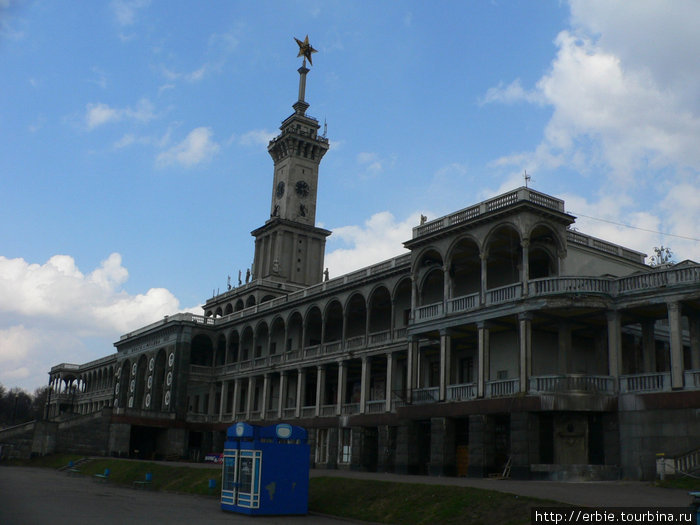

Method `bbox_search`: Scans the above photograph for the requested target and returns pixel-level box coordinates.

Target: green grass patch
[7,453,83,469]
[656,477,700,491]
[309,477,559,525]
[76,458,222,496]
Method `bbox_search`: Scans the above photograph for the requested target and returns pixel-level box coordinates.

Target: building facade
[41,57,700,481]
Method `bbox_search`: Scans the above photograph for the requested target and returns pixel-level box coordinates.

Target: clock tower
[251,36,331,287]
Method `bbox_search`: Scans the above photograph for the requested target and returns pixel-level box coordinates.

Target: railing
[416,302,443,320]
[286,350,301,361]
[413,188,565,238]
[282,407,296,419]
[320,405,337,417]
[528,277,612,295]
[189,365,215,380]
[366,400,386,414]
[412,387,439,404]
[323,342,342,354]
[269,354,282,365]
[530,375,616,394]
[341,403,360,415]
[486,283,522,305]
[346,335,365,349]
[301,406,316,418]
[486,378,519,397]
[369,331,390,345]
[446,383,476,401]
[674,448,700,474]
[304,345,320,358]
[620,372,671,393]
[394,328,407,339]
[684,370,700,389]
[447,293,478,314]
[254,357,267,368]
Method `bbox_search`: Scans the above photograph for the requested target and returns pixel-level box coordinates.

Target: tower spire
[293,35,316,115]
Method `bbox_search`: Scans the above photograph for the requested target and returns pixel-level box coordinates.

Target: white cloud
[0,253,183,391]
[325,211,421,277]
[357,151,383,175]
[111,0,150,26]
[480,1,700,263]
[156,126,220,167]
[239,129,276,147]
[85,98,155,130]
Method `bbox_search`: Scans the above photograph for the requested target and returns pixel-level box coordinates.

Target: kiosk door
[236,450,262,508]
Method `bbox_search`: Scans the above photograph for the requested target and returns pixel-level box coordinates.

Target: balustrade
[529,375,615,394]
[412,387,439,404]
[485,378,519,397]
[446,383,476,401]
[620,372,671,393]
[365,400,386,414]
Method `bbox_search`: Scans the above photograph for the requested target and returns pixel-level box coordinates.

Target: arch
[448,236,481,297]
[133,354,148,410]
[240,326,254,361]
[269,316,286,355]
[224,303,233,315]
[323,299,343,343]
[261,294,275,303]
[254,321,269,358]
[392,277,412,330]
[245,295,256,308]
[304,306,322,347]
[214,306,223,318]
[412,247,445,274]
[368,285,392,333]
[190,334,214,366]
[420,267,444,305]
[205,310,213,317]
[215,334,226,366]
[484,223,522,289]
[234,299,244,312]
[287,311,304,351]
[345,293,367,339]
[528,223,561,279]
[528,222,564,253]
[117,362,130,408]
[227,330,240,363]
[152,349,167,412]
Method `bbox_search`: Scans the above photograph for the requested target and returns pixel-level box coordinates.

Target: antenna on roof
[523,169,532,188]
[323,118,327,137]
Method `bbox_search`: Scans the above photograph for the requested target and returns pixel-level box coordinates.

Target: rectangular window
[497,370,508,380]
[339,428,352,464]
[316,428,329,464]
[269,342,277,355]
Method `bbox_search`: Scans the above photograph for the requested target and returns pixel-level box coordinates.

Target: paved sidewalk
[0,466,347,525]
[311,469,692,508]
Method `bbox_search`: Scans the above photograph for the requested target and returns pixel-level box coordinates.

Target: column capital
[520,238,530,248]
[667,301,681,313]
[606,310,620,321]
[518,312,533,322]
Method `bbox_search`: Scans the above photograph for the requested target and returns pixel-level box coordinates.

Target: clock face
[295,180,310,197]
[276,181,285,198]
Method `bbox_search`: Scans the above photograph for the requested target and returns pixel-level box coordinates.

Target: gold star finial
[294,35,317,66]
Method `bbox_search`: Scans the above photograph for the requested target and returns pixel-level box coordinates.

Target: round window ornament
[130,379,135,392]
[147,376,153,389]
[168,353,175,367]
[131,363,137,376]
[128,396,134,408]
[145,393,151,408]
[166,371,173,386]
[164,391,171,406]
[149,358,154,371]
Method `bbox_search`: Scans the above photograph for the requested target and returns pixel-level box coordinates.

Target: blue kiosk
[221,422,309,515]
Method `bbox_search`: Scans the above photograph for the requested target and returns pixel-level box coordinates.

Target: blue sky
[1,0,699,391]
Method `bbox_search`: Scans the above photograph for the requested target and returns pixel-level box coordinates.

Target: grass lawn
[10,455,561,524]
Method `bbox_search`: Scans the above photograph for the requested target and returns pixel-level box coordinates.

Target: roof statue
[294,35,317,66]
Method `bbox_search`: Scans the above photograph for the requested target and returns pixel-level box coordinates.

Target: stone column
[315,365,325,416]
[218,381,228,422]
[277,372,286,418]
[336,360,346,415]
[208,383,216,415]
[439,329,451,401]
[443,264,451,302]
[295,368,305,418]
[245,376,255,419]
[407,337,419,403]
[521,239,530,296]
[385,352,394,412]
[667,302,684,389]
[480,252,488,305]
[519,313,532,393]
[607,311,622,379]
[232,379,241,420]
[642,320,657,373]
[429,417,456,476]
[477,322,490,398]
[260,373,270,419]
[360,356,370,414]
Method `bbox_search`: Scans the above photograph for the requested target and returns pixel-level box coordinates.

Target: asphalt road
[0,466,346,525]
